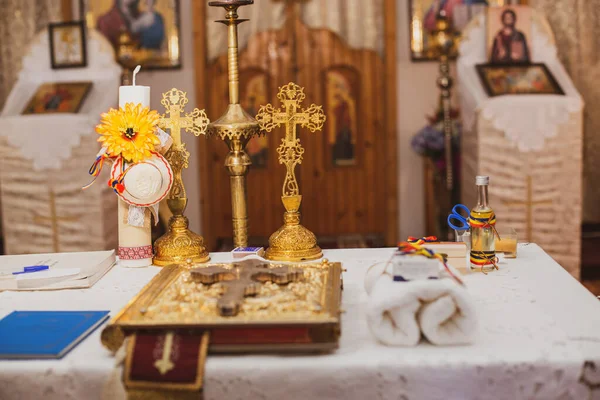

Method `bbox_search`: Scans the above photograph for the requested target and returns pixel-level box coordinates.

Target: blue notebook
[0,311,110,359]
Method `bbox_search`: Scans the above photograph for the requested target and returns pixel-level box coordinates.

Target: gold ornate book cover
[102,259,342,353]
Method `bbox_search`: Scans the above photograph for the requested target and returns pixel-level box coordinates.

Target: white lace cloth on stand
[0,30,121,170]
[1,246,600,400]
[457,13,583,152]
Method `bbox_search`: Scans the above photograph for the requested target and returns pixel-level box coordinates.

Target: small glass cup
[454,229,467,243]
[454,229,471,250]
[495,227,518,258]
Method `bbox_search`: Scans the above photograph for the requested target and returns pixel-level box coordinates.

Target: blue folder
[0,310,110,359]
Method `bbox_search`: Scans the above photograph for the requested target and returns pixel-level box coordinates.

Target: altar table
[1,246,600,400]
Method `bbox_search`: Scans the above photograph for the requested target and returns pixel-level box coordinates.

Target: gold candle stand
[153,89,211,266]
[117,29,136,85]
[256,83,326,261]
[433,12,456,191]
[208,0,261,248]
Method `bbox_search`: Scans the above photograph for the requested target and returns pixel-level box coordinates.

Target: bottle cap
[476,175,489,185]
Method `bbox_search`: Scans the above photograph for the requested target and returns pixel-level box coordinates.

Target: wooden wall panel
[61,0,73,21]
[193,1,398,249]
[383,0,399,245]
[294,21,386,237]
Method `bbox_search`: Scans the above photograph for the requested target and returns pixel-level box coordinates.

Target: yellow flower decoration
[96,103,161,163]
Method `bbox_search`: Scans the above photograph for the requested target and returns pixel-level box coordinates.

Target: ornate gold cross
[191,259,303,316]
[256,83,326,198]
[159,88,210,146]
[158,89,210,199]
[503,176,553,242]
[256,83,325,261]
[33,189,78,252]
[153,88,211,266]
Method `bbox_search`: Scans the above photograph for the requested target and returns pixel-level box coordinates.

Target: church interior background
[5,0,600,398]
[0,0,599,289]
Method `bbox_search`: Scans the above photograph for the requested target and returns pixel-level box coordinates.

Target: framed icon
[48,21,88,69]
[487,6,532,64]
[22,82,93,115]
[476,63,564,97]
[81,0,182,69]
[409,0,487,61]
[324,66,360,167]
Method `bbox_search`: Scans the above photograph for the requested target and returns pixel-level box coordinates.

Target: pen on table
[3,266,50,276]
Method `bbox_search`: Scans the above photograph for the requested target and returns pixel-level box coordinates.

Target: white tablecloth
[1,246,600,400]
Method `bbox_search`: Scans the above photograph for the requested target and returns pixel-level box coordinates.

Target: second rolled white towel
[365,262,477,346]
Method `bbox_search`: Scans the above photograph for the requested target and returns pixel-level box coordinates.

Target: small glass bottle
[470,176,496,272]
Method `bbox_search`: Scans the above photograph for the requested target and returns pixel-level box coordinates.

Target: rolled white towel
[365,262,477,346]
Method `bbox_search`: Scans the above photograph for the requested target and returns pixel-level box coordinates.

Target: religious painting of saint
[476,63,564,97]
[325,67,359,167]
[423,0,488,31]
[409,0,488,61]
[48,21,87,69]
[80,0,181,69]
[487,6,532,64]
[22,82,93,115]
[240,69,270,167]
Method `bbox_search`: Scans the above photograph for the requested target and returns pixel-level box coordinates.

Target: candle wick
[133,65,141,86]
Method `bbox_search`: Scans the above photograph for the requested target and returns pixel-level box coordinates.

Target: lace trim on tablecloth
[479,97,577,152]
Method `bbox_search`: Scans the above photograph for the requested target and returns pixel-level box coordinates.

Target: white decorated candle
[119,66,150,108]
[117,65,153,268]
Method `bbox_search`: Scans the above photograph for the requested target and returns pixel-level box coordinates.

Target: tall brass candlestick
[257,83,326,261]
[208,0,261,248]
[153,88,211,266]
[433,12,456,191]
[117,29,136,85]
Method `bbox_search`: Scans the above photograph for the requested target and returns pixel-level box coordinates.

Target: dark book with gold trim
[101,259,342,353]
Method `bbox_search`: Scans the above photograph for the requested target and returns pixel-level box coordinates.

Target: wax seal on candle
[110,153,173,207]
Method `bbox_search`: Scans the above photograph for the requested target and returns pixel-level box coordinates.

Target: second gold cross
[257,83,326,261]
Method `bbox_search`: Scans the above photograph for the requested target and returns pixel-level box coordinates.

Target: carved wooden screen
[194,3,397,250]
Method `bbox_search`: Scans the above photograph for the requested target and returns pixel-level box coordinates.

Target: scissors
[447,204,470,231]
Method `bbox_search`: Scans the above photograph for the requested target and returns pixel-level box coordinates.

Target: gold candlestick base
[265,195,322,262]
[153,201,210,266]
